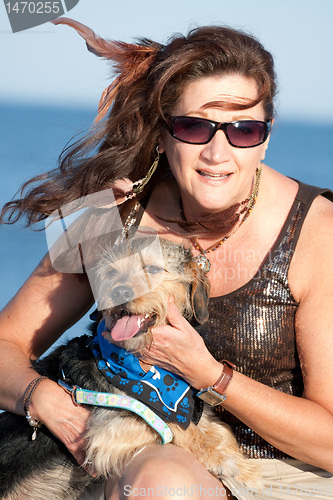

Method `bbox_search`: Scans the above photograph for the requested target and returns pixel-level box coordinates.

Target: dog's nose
[111,285,135,305]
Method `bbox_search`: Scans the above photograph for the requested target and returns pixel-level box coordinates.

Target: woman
[1,18,333,500]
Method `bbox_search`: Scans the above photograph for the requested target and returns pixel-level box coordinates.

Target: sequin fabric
[197,182,333,459]
[129,183,333,459]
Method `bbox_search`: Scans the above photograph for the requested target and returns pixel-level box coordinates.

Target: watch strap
[212,360,235,396]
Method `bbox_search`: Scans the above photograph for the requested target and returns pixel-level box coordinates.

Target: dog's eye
[106,269,118,280]
[145,265,164,274]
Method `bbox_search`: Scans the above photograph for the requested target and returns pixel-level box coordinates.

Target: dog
[0,235,259,500]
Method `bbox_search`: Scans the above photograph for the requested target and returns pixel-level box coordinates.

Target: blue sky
[0,0,332,122]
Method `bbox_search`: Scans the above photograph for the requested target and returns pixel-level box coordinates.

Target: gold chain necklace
[189,166,262,273]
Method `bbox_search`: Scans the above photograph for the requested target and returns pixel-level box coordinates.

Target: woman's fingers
[165,296,188,329]
[140,296,219,388]
[59,415,89,462]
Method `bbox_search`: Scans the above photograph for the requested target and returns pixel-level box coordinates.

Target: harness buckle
[58,373,79,406]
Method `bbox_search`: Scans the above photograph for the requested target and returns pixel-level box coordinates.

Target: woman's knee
[122,446,194,491]
[107,444,226,499]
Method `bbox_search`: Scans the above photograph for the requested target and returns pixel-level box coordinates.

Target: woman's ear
[157,138,165,154]
[158,129,170,154]
[261,118,274,161]
[261,136,270,161]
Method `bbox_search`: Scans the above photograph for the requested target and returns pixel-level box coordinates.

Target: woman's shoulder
[263,167,333,255]
[303,191,333,237]
[264,167,333,221]
[287,178,333,302]
[291,180,333,276]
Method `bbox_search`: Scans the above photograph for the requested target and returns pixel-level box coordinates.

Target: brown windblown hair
[1,18,277,226]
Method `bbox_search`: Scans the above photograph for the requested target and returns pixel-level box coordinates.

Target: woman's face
[158,73,271,220]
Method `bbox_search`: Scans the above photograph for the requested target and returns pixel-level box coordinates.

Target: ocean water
[0,103,332,346]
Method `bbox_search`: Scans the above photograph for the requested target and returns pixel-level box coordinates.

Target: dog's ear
[189,262,210,325]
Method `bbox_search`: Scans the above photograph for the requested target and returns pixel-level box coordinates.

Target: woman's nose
[200,130,232,164]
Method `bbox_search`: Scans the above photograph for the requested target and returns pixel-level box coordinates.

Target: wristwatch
[197,360,235,406]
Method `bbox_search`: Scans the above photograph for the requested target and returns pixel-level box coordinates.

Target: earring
[106,147,160,209]
[133,146,160,194]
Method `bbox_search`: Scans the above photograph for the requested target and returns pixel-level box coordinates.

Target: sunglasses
[169,116,272,148]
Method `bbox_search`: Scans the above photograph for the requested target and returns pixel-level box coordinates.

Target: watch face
[197,388,226,406]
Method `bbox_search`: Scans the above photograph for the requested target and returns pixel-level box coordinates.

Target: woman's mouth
[197,170,232,180]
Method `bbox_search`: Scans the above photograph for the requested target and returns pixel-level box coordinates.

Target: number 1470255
[5,2,61,14]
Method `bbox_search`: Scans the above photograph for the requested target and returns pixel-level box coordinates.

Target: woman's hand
[141,296,222,390]
[29,378,92,468]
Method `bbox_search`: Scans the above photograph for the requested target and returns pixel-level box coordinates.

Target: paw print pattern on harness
[132,382,144,395]
[163,374,179,392]
[149,391,159,403]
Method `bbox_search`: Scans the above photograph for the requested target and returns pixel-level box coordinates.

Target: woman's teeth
[198,171,230,179]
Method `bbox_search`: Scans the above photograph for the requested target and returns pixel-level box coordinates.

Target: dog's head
[90,236,210,352]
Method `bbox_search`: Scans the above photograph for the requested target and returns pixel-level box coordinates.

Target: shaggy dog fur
[0,237,259,500]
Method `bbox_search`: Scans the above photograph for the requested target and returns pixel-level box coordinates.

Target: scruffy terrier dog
[0,236,259,500]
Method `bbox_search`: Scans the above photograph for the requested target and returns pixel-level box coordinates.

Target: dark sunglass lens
[172,117,213,144]
[227,121,266,147]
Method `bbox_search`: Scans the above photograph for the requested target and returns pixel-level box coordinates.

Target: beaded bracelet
[22,376,47,440]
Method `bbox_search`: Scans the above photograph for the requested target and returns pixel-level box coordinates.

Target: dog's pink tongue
[111,315,143,341]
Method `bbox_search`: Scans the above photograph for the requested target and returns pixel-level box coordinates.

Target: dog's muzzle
[110,285,135,305]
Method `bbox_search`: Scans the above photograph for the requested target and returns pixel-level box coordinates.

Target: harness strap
[58,379,173,445]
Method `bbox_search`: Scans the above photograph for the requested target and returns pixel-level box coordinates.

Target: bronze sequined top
[196,181,333,459]
[134,181,333,459]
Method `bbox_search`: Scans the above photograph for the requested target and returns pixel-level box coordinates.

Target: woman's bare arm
[0,253,94,464]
